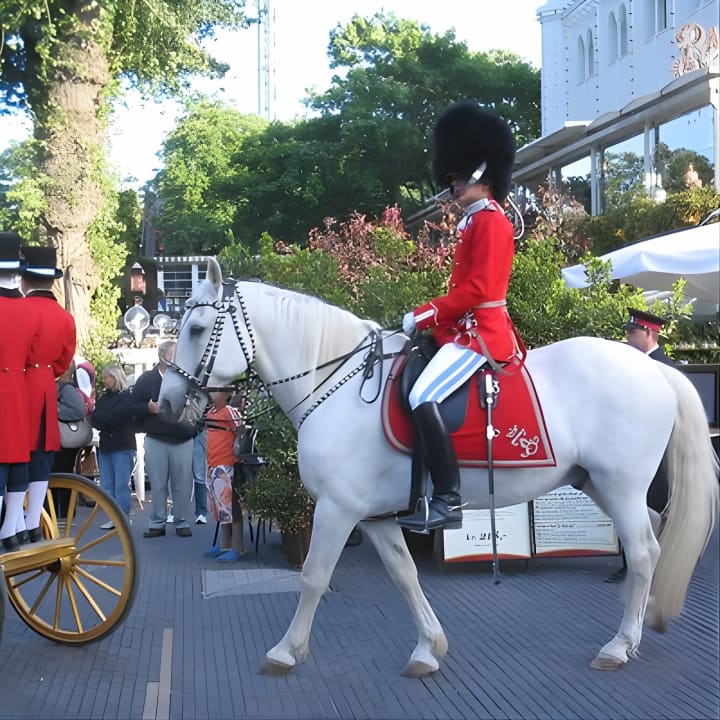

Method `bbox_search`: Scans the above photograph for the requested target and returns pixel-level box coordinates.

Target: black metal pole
[484,372,501,584]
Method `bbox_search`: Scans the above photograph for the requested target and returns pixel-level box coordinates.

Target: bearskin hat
[432,101,516,201]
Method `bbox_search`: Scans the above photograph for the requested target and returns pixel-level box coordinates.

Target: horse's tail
[649,364,719,631]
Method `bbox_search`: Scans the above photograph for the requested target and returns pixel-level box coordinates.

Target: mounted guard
[397,100,523,534]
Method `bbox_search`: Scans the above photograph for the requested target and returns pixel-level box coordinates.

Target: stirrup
[397,496,464,535]
[398,496,432,535]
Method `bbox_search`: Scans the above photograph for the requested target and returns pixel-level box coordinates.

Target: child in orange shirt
[201,391,246,562]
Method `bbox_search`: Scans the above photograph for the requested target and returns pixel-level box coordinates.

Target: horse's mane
[236,279,377,359]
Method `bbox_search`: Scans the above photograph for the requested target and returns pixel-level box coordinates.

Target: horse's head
[159,257,252,423]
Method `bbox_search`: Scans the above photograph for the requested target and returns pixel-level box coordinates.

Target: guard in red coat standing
[397,101,520,533]
[5,246,76,547]
[0,233,37,551]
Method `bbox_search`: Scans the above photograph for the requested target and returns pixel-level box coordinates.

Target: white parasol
[562,221,719,303]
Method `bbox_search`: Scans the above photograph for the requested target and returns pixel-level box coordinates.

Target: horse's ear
[207,257,223,291]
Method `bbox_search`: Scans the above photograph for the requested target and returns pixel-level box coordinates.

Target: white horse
[159,258,719,676]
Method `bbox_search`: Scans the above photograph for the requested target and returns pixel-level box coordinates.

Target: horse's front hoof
[401,660,438,678]
[590,654,626,671]
[260,659,295,676]
[262,646,296,675]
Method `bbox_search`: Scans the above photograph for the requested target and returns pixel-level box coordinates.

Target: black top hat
[21,245,63,279]
[624,308,667,333]
[432,101,517,201]
[0,232,28,272]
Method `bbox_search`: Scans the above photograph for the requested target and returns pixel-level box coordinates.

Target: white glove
[402,311,416,334]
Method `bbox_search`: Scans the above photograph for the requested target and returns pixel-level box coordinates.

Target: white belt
[474,300,506,309]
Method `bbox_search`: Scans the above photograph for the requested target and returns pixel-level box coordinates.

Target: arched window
[642,0,655,41]
[656,0,668,33]
[587,29,595,76]
[619,4,629,55]
[643,0,669,40]
[577,35,586,82]
[608,12,618,63]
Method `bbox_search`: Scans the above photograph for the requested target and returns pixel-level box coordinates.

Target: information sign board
[443,505,532,562]
[532,486,619,556]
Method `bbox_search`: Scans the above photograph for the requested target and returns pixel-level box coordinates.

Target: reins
[168,279,403,429]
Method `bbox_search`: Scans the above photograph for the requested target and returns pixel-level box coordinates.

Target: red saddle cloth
[381,356,556,468]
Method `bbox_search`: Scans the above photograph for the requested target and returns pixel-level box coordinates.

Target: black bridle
[166,279,401,428]
[166,279,254,394]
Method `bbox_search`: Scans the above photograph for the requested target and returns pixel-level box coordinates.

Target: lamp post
[129,262,147,296]
[123,299,151,348]
[152,312,173,338]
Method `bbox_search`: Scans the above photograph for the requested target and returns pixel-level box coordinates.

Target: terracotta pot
[281,525,312,569]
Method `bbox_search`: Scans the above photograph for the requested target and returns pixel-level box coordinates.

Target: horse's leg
[584,482,660,670]
[360,519,447,677]
[263,500,357,674]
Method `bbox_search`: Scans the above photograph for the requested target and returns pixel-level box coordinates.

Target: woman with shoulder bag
[47,362,92,521]
[92,365,152,528]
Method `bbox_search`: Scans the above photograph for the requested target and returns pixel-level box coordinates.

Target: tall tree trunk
[35,4,110,343]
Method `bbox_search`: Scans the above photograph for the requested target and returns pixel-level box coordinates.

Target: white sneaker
[100,520,115,530]
[195,514,207,525]
[166,514,174,523]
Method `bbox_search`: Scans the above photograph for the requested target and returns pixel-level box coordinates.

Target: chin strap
[466,161,487,189]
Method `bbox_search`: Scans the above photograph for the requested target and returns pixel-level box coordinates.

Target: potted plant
[239,408,314,569]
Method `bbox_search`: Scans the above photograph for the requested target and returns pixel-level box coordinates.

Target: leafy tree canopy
[156,98,266,254]
[0,1,248,116]
[151,12,541,253]
[0,0,250,341]
[309,13,540,204]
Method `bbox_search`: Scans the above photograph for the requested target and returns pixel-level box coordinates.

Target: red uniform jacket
[24,291,77,451]
[413,199,518,361]
[0,290,37,463]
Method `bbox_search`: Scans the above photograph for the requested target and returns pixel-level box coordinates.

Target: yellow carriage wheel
[3,473,137,644]
[0,563,5,642]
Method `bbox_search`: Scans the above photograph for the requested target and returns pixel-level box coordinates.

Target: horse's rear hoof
[590,655,626,671]
[260,660,294,676]
[401,660,437,678]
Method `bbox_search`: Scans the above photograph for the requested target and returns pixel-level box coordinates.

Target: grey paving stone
[0,500,718,720]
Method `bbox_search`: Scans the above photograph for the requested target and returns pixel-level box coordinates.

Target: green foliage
[219,207,453,327]
[674,318,720,363]
[311,13,540,207]
[654,144,714,195]
[229,116,360,246]
[583,186,719,254]
[239,409,314,533]
[602,150,646,210]
[150,12,541,254]
[509,237,663,348]
[157,100,266,253]
[219,233,350,308]
[0,139,48,237]
[0,0,250,341]
[86,188,130,347]
[0,1,249,114]
[116,189,142,257]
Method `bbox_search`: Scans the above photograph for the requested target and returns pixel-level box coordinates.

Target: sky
[2,0,544,188]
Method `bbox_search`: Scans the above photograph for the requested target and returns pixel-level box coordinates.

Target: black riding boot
[397,402,463,533]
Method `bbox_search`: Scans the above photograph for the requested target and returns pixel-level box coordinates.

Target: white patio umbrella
[561,222,719,303]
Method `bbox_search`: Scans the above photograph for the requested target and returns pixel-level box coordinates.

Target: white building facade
[515,0,719,214]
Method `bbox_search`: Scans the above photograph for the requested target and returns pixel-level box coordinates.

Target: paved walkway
[1,498,718,720]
